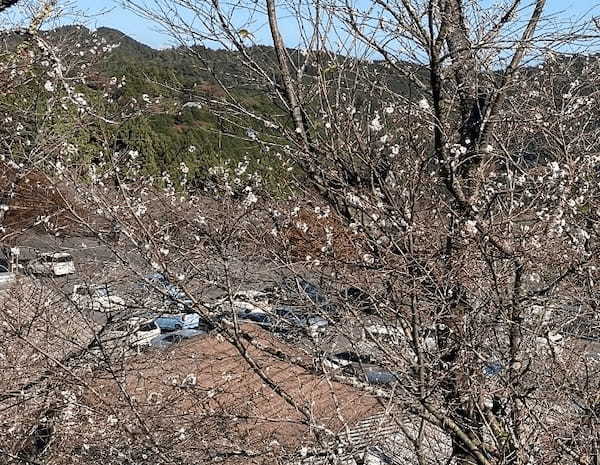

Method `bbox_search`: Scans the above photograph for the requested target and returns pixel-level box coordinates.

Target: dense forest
[26,25,302,194]
[18,25,422,196]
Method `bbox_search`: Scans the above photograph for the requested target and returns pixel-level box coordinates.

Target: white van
[111,317,160,347]
[27,252,75,276]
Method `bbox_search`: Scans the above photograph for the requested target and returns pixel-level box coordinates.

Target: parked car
[140,273,193,310]
[324,351,397,386]
[0,271,16,288]
[342,286,378,314]
[278,277,327,304]
[236,311,274,328]
[154,313,203,331]
[363,369,398,385]
[483,361,503,377]
[110,317,160,347]
[150,329,207,349]
[536,331,564,355]
[274,307,329,334]
[71,284,126,313]
[273,277,338,316]
[26,252,75,276]
[364,324,404,344]
[322,351,374,369]
[215,290,273,315]
[234,306,328,336]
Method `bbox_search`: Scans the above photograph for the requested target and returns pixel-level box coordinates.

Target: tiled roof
[84,326,381,463]
[300,412,451,465]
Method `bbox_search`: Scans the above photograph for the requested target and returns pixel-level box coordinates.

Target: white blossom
[481,144,494,154]
[244,189,258,206]
[369,114,383,132]
[296,222,308,233]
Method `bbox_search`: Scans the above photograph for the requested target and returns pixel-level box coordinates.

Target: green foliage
[113,108,289,195]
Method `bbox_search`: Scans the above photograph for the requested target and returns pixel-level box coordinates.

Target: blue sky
[73,0,600,50]
[76,1,171,48]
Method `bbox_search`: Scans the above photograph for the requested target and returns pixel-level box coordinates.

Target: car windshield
[365,370,397,385]
[292,279,322,301]
[300,281,320,300]
[308,316,327,325]
[246,313,270,323]
[138,322,157,332]
[53,255,73,263]
[335,352,373,364]
[95,287,109,297]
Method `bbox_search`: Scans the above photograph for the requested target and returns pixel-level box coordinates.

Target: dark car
[483,361,503,377]
[238,311,274,328]
[364,370,398,385]
[269,277,338,318]
[236,307,329,336]
[275,307,329,333]
[140,273,193,310]
[344,364,398,386]
[325,351,397,386]
[330,351,374,365]
[150,329,207,349]
[281,277,328,304]
[341,286,378,314]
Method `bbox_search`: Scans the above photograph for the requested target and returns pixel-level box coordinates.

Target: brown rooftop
[68,326,381,464]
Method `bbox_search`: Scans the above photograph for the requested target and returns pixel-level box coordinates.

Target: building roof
[300,411,451,465]
[69,326,381,464]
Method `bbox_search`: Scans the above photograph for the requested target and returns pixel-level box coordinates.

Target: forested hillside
[28,25,299,193]
[31,25,423,195]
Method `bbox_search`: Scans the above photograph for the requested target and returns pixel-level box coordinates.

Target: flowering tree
[0,2,158,462]
[3,0,600,464]
[116,0,600,464]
